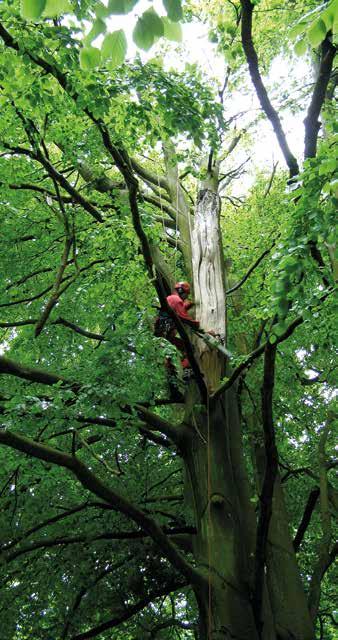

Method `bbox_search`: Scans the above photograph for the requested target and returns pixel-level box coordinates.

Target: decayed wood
[191,168,226,388]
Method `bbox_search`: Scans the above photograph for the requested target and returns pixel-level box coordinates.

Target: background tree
[0,1,336,639]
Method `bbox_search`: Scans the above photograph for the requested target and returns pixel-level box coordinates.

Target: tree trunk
[191,172,226,390]
[249,410,315,639]
[182,396,259,640]
[182,169,314,638]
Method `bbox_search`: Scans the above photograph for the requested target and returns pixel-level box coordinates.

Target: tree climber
[155,281,212,382]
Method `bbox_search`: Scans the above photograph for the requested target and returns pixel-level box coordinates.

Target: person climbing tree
[155,281,213,382]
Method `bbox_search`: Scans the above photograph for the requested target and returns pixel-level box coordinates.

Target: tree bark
[191,164,226,390]
[182,397,259,640]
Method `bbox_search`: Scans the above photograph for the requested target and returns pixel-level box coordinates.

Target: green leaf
[95,2,112,18]
[21,0,46,20]
[162,17,182,42]
[101,30,127,67]
[84,18,107,45]
[43,0,70,16]
[308,18,327,48]
[273,323,286,337]
[79,46,101,70]
[294,38,307,56]
[327,0,338,32]
[289,21,306,41]
[108,0,138,15]
[133,9,164,51]
[163,0,183,23]
[322,8,334,30]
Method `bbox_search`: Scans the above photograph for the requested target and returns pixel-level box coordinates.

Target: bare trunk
[191,168,226,390]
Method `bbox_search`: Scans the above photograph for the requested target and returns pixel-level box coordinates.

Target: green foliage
[79,44,101,69]
[20,0,46,20]
[163,0,183,23]
[290,0,338,55]
[101,30,127,67]
[133,8,164,51]
[0,1,337,638]
[162,16,183,42]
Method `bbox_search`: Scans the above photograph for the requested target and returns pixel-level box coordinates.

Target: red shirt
[166,294,199,328]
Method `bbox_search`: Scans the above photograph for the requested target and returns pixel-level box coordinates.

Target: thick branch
[0,429,202,587]
[4,526,196,563]
[293,488,320,552]
[0,355,69,386]
[0,21,206,401]
[143,192,179,221]
[304,36,336,159]
[252,342,278,635]
[240,0,299,177]
[135,404,186,445]
[131,157,169,192]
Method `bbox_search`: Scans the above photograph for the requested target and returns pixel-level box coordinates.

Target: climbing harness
[153,310,176,338]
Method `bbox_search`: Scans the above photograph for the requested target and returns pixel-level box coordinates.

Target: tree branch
[0,20,207,403]
[0,355,70,387]
[212,311,308,399]
[142,192,179,221]
[225,244,273,295]
[131,157,169,193]
[252,342,278,635]
[240,0,299,177]
[0,429,203,587]
[2,142,104,223]
[52,317,108,341]
[1,501,108,551]
[135,404,187,445]
[293,488,320,552]
[4,526,196,564]
[304,36,336,159]
[34,235,74,337]
[149,618,197,638]
[71,579,188,640]
[0,259,106,309]
[264,161,279,197]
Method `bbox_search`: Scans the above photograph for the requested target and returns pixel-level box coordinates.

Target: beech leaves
[20,0,184,71]
[290,0,338,56]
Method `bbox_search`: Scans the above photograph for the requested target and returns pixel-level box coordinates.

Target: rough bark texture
[182,397,259,640]
[251,424,315,640]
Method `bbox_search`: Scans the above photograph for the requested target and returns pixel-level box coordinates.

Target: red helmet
[174,281,190,294]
